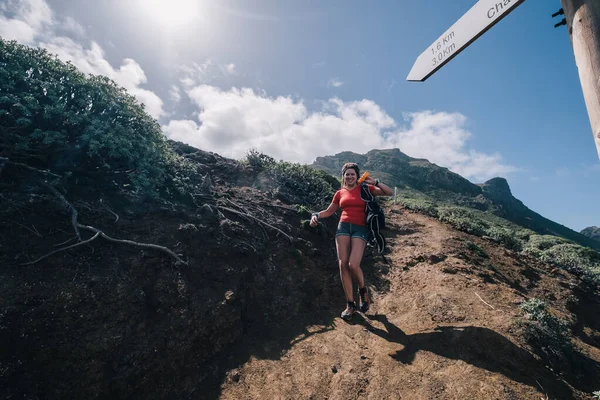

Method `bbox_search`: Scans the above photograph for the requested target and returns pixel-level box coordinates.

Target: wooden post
[394,187,397,204]
[560,0,600,159]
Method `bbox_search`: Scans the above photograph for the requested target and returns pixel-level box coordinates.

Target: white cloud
[169,85,182,104]
[0,0,52,43]
[163,85,516,181]
[224,63,236,75]
[178,59,239,89]
[0,0,165,119]
[328,77,344,88]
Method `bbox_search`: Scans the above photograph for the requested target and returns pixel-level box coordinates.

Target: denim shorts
[336,222,370,242]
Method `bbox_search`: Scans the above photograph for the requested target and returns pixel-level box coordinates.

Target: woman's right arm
[310,201,339,226]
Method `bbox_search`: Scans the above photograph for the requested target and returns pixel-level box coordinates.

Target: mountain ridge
[312,149,600,251]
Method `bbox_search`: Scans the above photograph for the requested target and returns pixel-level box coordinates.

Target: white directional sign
[407,0,526,82]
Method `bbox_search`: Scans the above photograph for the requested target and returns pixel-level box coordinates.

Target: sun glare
[142,0,203,27]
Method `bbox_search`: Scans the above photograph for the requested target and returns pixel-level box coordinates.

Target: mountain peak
[481,177,513,199]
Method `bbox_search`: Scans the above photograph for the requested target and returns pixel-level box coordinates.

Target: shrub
[523,237,600,287]
[0,38,175,198]
[438,207,487,236]
[245,149,275,170]
[268,161,337,208]
[465,241,488,258]
[296,205,312,218]
[485,226,523,251]
[400,198,439,217]
[519,298,572,369]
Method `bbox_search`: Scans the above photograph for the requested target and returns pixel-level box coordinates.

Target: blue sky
[1,0,598,232]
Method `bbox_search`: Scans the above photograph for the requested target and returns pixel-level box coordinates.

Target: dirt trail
[218,207,598,400]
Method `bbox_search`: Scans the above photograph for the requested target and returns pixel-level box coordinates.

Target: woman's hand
[310,213,319,227]
[365,176,377,185]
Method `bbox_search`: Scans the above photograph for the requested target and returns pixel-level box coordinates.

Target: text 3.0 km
[430,31,456,67]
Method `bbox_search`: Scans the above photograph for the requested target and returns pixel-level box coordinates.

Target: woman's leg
[335,235,353,302]
[348,237,370,310]
[348,237,367,288]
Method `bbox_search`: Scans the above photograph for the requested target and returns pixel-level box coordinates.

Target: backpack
[360,183,386,253]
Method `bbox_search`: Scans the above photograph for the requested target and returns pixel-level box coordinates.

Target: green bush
[522,236,600,287]
[485,226,523,251]
[263,159,337,208]
[465,241,488,258]
[0,38,175,198]
[519,298,572,369]
[438,207,487,236]
[245,148,275,170]
[296,205,312,218]
[400,198,439,217]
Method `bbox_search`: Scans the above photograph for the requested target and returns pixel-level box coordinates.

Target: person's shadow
[353,314,599,398]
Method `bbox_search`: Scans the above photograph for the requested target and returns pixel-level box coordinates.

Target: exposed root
[22,232,101,265]
[1,157,61,180]
[78,224,187,265]
[475,292,495,310]
[8,220,42,238]
[42,182,81,240]
[217,205,292,243]
[53,236,78,247]
[100,199,119,223]
[24,180,188,266]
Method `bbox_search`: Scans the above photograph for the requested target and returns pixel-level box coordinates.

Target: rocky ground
[1,155,599,399]
[219,209,600,400]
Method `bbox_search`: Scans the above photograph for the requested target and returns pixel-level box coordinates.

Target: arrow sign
[407,0,526,82]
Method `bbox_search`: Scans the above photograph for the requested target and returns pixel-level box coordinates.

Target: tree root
[42,182,81,240]
[22,232,101,265]
[100,199,119,222]
[22,180,188,266]
[78,224,186,265]
[0,157,61,181]
[217,205,292,243]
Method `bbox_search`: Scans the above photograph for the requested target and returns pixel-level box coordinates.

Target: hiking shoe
[358,287,370,313]
[341,301,357,320]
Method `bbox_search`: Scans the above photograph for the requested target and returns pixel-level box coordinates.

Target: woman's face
[344,168,357,186]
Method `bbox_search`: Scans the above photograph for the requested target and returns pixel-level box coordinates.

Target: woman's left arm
[366,177,393,196]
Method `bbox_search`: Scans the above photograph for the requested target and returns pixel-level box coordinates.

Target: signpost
[560,0,600,158]
[408,0,600,159]
[407,0,526,82]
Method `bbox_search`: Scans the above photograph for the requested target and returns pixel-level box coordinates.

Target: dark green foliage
[438,207,487,236]
[485,226,523,251]
[296,205,312,218]
[0,38,180,197]
[245,148,275,170]
[465,241,488,258]
[242,150,338,209]
[519,298,572,369]
[524,236,600,287]
[270,161,337,208]
[399,198,439,217]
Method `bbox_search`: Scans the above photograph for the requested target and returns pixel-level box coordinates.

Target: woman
[310,162,393,320]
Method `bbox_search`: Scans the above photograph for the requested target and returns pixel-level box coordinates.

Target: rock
[428,254,447,264]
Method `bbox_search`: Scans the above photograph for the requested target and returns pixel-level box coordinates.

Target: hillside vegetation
[1,38,599,399]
